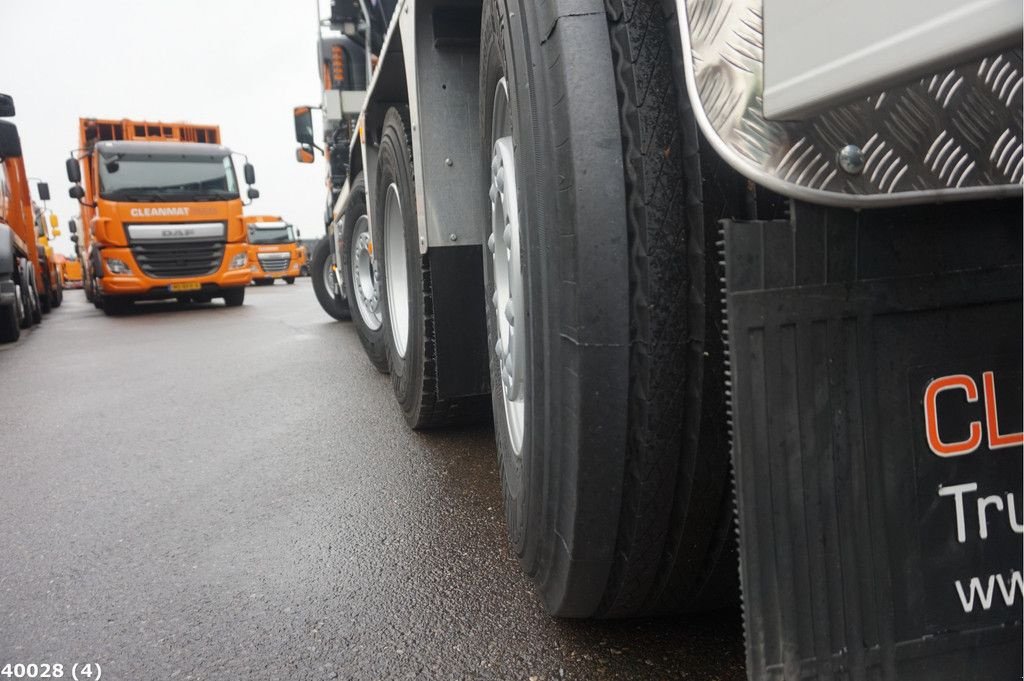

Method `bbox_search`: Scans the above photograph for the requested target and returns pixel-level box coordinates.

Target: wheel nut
[838,144,865,174]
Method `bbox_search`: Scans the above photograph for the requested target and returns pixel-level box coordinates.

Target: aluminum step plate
[676,0,1024,206]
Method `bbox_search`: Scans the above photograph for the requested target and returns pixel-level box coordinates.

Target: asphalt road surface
[0,282,745,680]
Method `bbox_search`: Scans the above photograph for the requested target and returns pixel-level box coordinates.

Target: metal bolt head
[449,233,457,242]
[445,158,453,167]
[838,144,865,174]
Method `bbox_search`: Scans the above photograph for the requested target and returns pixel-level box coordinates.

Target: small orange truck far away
[243,216,304,286]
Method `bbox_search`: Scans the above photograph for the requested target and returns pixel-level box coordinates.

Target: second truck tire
[311,234,351,321]
[478,0,736,617]
[375,107,488,429]
[340,173,388,373]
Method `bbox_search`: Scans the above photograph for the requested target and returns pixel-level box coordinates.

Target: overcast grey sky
[2,0,331,256]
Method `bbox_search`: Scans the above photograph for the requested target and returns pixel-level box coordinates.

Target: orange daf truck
[0,93,50,341]
[243,215,304,285]
[65,118,260,314]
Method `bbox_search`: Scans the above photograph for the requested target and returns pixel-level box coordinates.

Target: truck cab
[244,216,303,285]
[66,118,259,313]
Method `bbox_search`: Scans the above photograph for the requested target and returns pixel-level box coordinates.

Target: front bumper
[253,261,301,280]
[98,244,252,297]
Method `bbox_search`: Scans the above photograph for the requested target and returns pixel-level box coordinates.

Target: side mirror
[37,182,51,202]
[49,213,58,228]
[65,157,81,183]
[67,219,77,234]
[296,229,302,238]
[70,235,79,244]
[69,185,85,200]
[293,106,315,146]
[295,146,314,164]
[243,162,256,185]
[0,93,14,118]
[0,121,22,157]
[247,187,260,200]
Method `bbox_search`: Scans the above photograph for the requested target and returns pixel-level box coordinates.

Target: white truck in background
[296,1,1024,678]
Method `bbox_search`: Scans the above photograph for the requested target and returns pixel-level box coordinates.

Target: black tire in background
[340,173,388,373]
[51,272,63,308]
[0,301,19,342]
[478,0,735,617]
[223,287,245,307]
[375,107,489,428]
[28,267,41,325]
[38,266,52,314]
[284,277,295,285]
[311,234,351,321]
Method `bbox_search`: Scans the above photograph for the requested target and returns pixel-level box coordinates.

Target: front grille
[257,252,291,273]
[130,239,225,278]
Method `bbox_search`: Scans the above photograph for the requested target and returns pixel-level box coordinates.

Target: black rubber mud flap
[722,199,1023,681]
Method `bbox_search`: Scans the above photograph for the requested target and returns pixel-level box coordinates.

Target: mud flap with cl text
[723,199,1023,681]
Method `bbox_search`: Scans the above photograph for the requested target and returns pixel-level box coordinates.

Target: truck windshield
[249,225,295,244]
[99,153,239,202]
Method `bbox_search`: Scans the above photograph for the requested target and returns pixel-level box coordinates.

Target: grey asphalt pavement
[0,282,745,680]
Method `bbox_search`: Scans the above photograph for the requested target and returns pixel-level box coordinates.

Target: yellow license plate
[170,282,202,292]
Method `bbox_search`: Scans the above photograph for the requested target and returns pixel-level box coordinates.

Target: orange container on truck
[0,93,48,341]
[64,118,261,314]
[244,215,304,285]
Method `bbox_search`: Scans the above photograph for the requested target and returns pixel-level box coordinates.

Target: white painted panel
[763,0,1023,119]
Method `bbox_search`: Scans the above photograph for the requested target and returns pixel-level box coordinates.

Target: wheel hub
[383,182,411,359]
[489,78,526,454]
[351,215,383,330]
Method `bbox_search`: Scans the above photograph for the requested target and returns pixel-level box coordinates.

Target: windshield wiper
[103,190,174,202]
[190,191,239,202]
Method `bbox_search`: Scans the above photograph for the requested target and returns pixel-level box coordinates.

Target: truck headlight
[105,258,131,274]
[230,253,248,269]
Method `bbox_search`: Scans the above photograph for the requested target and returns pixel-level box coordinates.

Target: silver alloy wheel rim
[322,252,341,299]
[383,182,410,359]
[351,215,383,330]
[489,78,526,455]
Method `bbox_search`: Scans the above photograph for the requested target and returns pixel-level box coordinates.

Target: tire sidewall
[376,110,425,421]
[311,235,350,321]
[341,173,389,373]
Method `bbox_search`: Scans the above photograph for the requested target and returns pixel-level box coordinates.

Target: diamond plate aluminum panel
[675,0,1024,206]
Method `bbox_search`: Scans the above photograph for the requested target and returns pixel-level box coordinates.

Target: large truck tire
[38,266,52,314]
[21,262,41,326]
[478,0,735,617]
[375,107,489,428]
[0,300,19,343]
[340,173,388,373]
[311,235,351,321]
[51,273,63,308]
